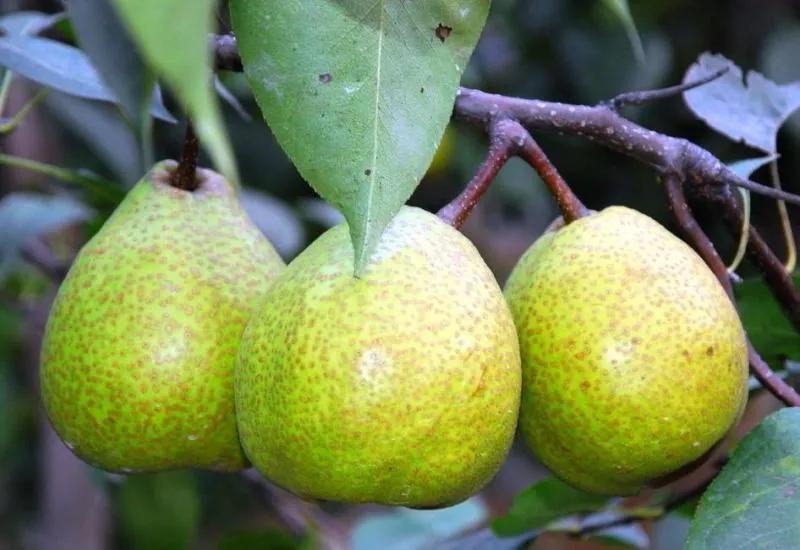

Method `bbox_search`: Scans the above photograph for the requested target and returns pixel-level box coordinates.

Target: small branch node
[606,67,729,111]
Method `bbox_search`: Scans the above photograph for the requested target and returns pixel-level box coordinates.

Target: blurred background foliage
[1,0,799,548]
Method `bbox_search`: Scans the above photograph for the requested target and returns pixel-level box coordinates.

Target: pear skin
[41,162,285,473]
[236,207,521,507]
[505,206,748,495]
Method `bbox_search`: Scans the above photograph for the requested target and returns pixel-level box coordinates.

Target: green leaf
[231,0,489,275]
[601,0,645,64]
[117,472,200,550]
[112,0,238,183]
[491,477,609,537]
[683,53,800,154]
[67,0,161,130]
[686,408,800,549]
[0,35,174,121]
[735,276,800,367]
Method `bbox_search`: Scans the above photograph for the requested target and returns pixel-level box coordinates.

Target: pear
[40,162,285,473]
[504,206,748,495]
[236,206,521,507]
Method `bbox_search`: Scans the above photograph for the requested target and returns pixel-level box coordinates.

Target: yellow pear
[504,206,748,495]
[236,206,521,507]
[41,162,285,473]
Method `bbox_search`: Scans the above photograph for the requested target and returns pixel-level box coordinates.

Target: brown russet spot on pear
[504,206,748,496]
[40,162,285,473]
[235,207,522,507]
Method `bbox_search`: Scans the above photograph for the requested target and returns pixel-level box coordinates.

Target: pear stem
[170,121,199,191]
[438,119,588,228]
[437,120,516,228]
[665,174,800,407]
[518,134,589,223]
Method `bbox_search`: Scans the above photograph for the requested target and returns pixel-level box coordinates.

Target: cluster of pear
[40,163,749,507]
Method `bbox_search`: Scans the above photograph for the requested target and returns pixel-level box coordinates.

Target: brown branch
[437,119,519,228]
[454,88,800,206]
[170,121,199,191]
[748,343,800,406]
[606,67,728,110]
[438,119,587,226]
[212,33,243,72]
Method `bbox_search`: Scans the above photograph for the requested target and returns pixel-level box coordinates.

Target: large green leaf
[686,408,800,549]
[735,276,800,368]
[491,477,609,537]
[231,0,489,274]
[112,0,237,182]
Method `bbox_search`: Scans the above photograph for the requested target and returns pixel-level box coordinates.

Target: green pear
[40,162,285,473]
[504,206,748,495]
[236,206,521,507]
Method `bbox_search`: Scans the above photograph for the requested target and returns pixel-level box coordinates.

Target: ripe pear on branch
[41,161,285,473]
[236,206,522,507]
[505,206,749,495]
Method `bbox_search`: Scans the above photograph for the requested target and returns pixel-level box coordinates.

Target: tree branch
[454,88,800,206]
[212,33,243,72]
[605,67,728,111]
[438,119,588,226]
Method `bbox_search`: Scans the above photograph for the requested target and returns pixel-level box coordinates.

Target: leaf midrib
[359,0,385,272]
